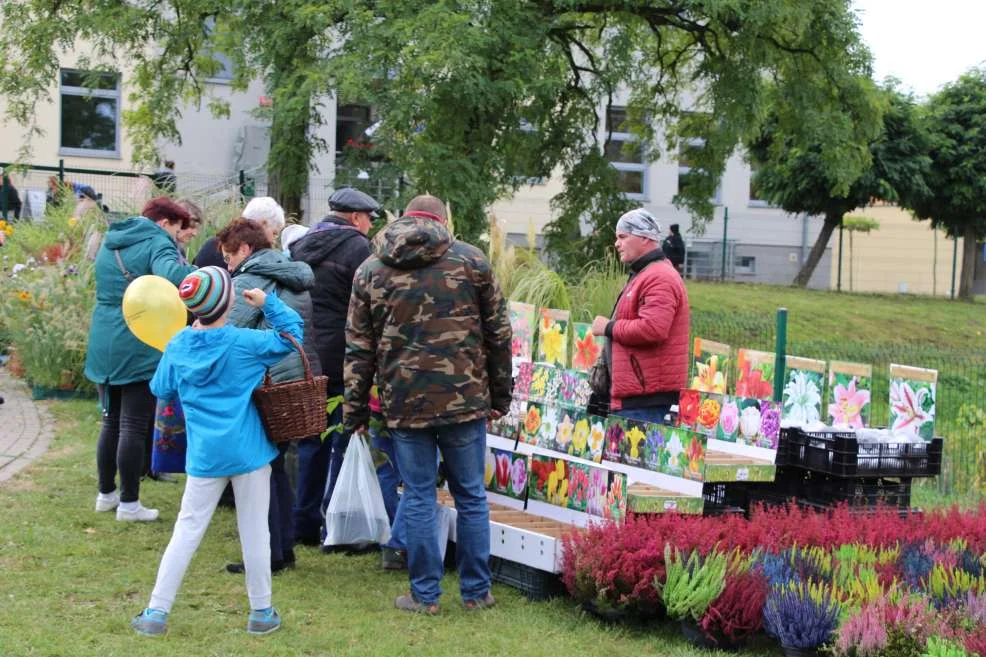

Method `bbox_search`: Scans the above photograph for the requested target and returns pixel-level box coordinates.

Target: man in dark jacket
[344,194,512,614]
[662,223,686,274]
[289,186,380,545]
[1,171,22,220]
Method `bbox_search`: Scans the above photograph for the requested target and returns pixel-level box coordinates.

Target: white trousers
[148,464,272,613]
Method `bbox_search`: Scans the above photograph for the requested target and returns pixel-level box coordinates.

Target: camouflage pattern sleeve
[476,255,513,413]
[343,263,376,432]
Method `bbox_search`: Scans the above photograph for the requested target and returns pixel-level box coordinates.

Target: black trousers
[96,381,155,503]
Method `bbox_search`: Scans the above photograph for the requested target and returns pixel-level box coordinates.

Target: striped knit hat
[178,266,232,325]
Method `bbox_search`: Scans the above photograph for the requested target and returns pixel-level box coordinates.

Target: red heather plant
[961,625,986,657]
[698,567,769,644]
[560,516,668,616]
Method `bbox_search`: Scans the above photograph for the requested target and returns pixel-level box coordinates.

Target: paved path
[0,369,54,483]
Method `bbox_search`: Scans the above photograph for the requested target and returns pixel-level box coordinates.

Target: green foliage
[921,637,970,657]
[660,546,728,621]
[911,68,986,299]
[748,82,929,286]
[844,216,881,233]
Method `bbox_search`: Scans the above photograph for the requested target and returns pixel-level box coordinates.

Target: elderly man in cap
[591,208,690,424]
[289,187,381,546]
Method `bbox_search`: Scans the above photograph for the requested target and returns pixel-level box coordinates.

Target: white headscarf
[616,208,663,242]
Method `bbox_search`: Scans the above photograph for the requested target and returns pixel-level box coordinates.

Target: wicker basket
[253,333,328,443]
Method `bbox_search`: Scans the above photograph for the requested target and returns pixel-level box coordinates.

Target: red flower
[736,360,773,399]
[678,389,700,426]
[573,331,600,370]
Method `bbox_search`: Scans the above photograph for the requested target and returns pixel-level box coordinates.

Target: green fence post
[238,169,246,200]
[837,221,844,292]
[721,206,729,281]
[773,307,787,403]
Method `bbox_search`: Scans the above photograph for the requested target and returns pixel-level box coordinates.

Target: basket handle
[263,332,313,385]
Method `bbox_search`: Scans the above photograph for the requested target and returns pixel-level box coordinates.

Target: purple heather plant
[763,581,841,649]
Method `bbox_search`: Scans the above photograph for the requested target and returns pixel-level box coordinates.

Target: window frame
[605,106,648,201]
[58,68,122,159]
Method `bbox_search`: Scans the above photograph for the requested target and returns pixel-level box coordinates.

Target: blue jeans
[391,418,490,605]
[615,405,672,425]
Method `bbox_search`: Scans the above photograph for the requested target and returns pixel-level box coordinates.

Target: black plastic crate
[780,428,942,478]
[702,482,750,509]
[490,555,565,601]
[774,467,912,510]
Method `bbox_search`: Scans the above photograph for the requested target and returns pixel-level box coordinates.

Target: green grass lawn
[687,280,986,350]
[0,399,784,657]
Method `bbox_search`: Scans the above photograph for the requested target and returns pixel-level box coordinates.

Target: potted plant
[660,545,728,649]
[763,580,841,657]
[698,564,770,649]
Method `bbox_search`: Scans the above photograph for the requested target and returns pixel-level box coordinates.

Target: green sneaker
[247,607,281,635]
[131,608,168,636]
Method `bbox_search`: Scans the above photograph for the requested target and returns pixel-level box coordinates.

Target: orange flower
[16,290,31,302]
[573,330,600,370]
[697,398,721,429]
[524,406,542,435]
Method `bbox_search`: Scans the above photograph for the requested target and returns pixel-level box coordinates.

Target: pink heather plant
[834,603,888,657]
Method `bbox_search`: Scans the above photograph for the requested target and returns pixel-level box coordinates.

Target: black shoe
[295,534,322,547]
[225,560,295,575]
[381,547,407,571]
[147,471,178,483]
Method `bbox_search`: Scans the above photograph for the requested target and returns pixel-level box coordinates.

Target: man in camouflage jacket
[344,194,511,614]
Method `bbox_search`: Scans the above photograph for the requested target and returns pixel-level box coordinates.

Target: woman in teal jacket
[85,197,197,522]
[217,217,320,572]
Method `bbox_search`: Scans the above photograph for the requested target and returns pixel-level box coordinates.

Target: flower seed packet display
[691,338,730,394]
[559,369,592,409]
[544,365,564,404]
[567,413,592,459]
[527,454,555,502]
[603,416,626,464]
[490,398,526,440]
[514,361,534,400]
[537,308,571,368]
[782,356,826,426]
[716,396,782,449]
[642,423,667,472]
[506,453,528,499]
[621,419,648,468]
[828,361,873,429]
[889,364,937,441]
[587,415,607,463]
[566,462,591,512]
[736,349,775,399]
[676,389,724,438]
[603,471,628,523]
[536,404,560,450]
[585,466,610,518]
[486,448,527,500]
[572,322,605,373]
[508,301,536,365]
[528,363,553,403]
[662,426,704,479]
[520,402,544,445]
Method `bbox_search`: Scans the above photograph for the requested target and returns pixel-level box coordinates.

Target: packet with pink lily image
[827,361,873,428]
[889,364,937,441]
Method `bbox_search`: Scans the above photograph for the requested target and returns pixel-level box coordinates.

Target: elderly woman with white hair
[193,196,286,269]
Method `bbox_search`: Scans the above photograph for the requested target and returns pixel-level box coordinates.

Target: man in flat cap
[590,208,690,424]
[288,187,381,546]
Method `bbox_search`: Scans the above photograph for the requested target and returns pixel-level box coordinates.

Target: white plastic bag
[323,433,391,548]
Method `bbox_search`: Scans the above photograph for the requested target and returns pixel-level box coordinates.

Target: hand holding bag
[323,432,391,548]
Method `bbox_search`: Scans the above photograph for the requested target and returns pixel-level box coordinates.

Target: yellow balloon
[122,275,186,352]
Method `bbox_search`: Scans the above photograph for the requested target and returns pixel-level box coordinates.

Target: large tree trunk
[958,222,978,300]
[793,213,840,287]
[266,97,310,223]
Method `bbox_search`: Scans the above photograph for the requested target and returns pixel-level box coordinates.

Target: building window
[734,255,756,275]
[204,18,234,82]
[604,107,647,199]
[59,69,120,158]
[676,114,721,204]
[336,104,373,154]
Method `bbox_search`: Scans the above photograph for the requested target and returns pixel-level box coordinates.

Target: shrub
[763,580,842,649]
[660,546,728,622]
[698,566,769,644]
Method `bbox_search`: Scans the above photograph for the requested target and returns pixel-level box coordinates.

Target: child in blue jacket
[132,266,301,637]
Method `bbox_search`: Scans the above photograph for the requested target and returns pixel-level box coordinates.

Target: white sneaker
[116,502,159,522]
[95,490,120,512]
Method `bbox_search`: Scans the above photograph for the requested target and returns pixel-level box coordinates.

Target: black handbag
[587,344,611,416]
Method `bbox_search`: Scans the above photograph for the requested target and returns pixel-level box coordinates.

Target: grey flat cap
[328,187,381,217]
